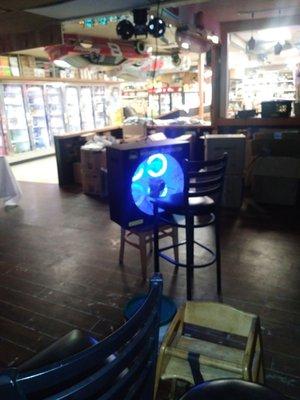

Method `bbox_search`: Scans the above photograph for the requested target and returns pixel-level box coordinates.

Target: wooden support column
[198,53,205,118]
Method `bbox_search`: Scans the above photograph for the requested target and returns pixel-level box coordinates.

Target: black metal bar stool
[152,154,227,300]
[179,379,286,400]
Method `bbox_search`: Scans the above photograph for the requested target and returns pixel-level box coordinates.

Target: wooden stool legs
[120,224,179,280]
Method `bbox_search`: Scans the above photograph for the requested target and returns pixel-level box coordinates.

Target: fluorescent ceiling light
[53,59,72,69]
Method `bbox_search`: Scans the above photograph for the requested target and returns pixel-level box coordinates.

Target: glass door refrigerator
[159,93,171,115]
[92,86,107,128]
[79,86,95,131]
[2,84,32,153]
[171,92,184,111]
[25,85,50,149]
[44,84,65,138]
[64,86,81,132]
[148,94,160,117]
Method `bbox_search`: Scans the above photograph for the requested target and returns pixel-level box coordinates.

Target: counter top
[217,117,300,127]
[54,125,122,140]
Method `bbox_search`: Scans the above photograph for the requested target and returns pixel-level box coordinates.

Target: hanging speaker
[107,140,189,229]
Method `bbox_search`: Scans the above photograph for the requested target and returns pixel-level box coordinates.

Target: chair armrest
[160,305,185,353]
[242,317,258,380]
[18,329,99,372]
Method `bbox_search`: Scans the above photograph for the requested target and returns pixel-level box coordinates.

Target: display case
[25,85,50,149]
[65,86,81,132]
[79,86,95,131]
[2,84,31,153]
[92,86,107,128]
[44,85,65,137]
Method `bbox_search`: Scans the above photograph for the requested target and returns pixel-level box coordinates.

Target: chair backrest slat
[17,283,158,394]
[0,274,163,400]
[44,312,157,400]
[183,154,227,203]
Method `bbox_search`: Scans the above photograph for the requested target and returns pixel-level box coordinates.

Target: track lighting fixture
[116,8,166,40]
[274,42,283,55]
[116,19,135,40]
[148,17,166,38]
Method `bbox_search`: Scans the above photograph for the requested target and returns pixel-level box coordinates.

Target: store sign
[45,34,148,62]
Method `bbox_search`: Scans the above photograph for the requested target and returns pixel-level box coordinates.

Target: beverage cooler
[0,80,118,154]
[1,84,32,153]
[44,85,65,137]
[92,86,108,128]
[159,93,172,115]
[148,94,160,117]
[25,85,50,149]
[79,86,95,131]
[64,86,81,133]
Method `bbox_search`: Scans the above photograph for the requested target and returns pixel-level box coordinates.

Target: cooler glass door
[79,86,95,131]
[3,85,31,153]
[25,85,50,149]
[65,86,81,132]
[44,85,65,137]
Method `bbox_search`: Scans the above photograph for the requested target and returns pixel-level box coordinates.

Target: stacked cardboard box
[205,134,246,208]
[251,130,300,205]
[81,148,107,196]
[252,157,300,205]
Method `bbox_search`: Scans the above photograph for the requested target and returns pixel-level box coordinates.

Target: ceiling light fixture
[274,41,283,55]
[181,42,190,49]
[116,7,166,40]
[148,17,166,38]
[246,12,256,51]
[116,19,135,40]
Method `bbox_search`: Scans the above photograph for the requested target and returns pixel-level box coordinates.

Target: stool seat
[179,379,286,400]
[155,194,216,215]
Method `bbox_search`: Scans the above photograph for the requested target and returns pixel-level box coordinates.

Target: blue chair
[0,274,163,400]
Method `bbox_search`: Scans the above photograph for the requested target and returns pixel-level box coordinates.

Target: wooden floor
[0,178,299,399]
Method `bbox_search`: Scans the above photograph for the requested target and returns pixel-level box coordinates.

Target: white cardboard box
[205,134,246,174]
[122,124,146,139]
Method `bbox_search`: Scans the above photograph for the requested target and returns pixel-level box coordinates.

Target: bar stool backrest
[183,154,228,206]
[0,274,163,400]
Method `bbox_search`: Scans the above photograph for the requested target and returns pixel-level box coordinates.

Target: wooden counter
[54,125,122,140]
[217,117,300,128]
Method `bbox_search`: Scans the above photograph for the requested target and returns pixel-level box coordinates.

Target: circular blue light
[147,153,168,177]
[132,165,144,182]
[131,153,183,216]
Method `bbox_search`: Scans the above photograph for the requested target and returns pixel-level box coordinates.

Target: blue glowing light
[131,153,184,215]
[147,153,168,177]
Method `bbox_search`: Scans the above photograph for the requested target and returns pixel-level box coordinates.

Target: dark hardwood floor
[0,181,299,399]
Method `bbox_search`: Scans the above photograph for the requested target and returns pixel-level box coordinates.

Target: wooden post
[198,53,205,118]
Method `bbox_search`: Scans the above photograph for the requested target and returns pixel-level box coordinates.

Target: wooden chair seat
[162,335,244,384]
[154,301,264,399]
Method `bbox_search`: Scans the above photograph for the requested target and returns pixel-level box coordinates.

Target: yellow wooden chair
[154,302,264,399]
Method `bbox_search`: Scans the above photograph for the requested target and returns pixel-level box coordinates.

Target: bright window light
[257,27,291,43]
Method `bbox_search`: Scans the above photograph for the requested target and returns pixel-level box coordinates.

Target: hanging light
[274,42,283,55]
[116,19,135,40]
[247,12,256,51]
[148,17,166,38]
